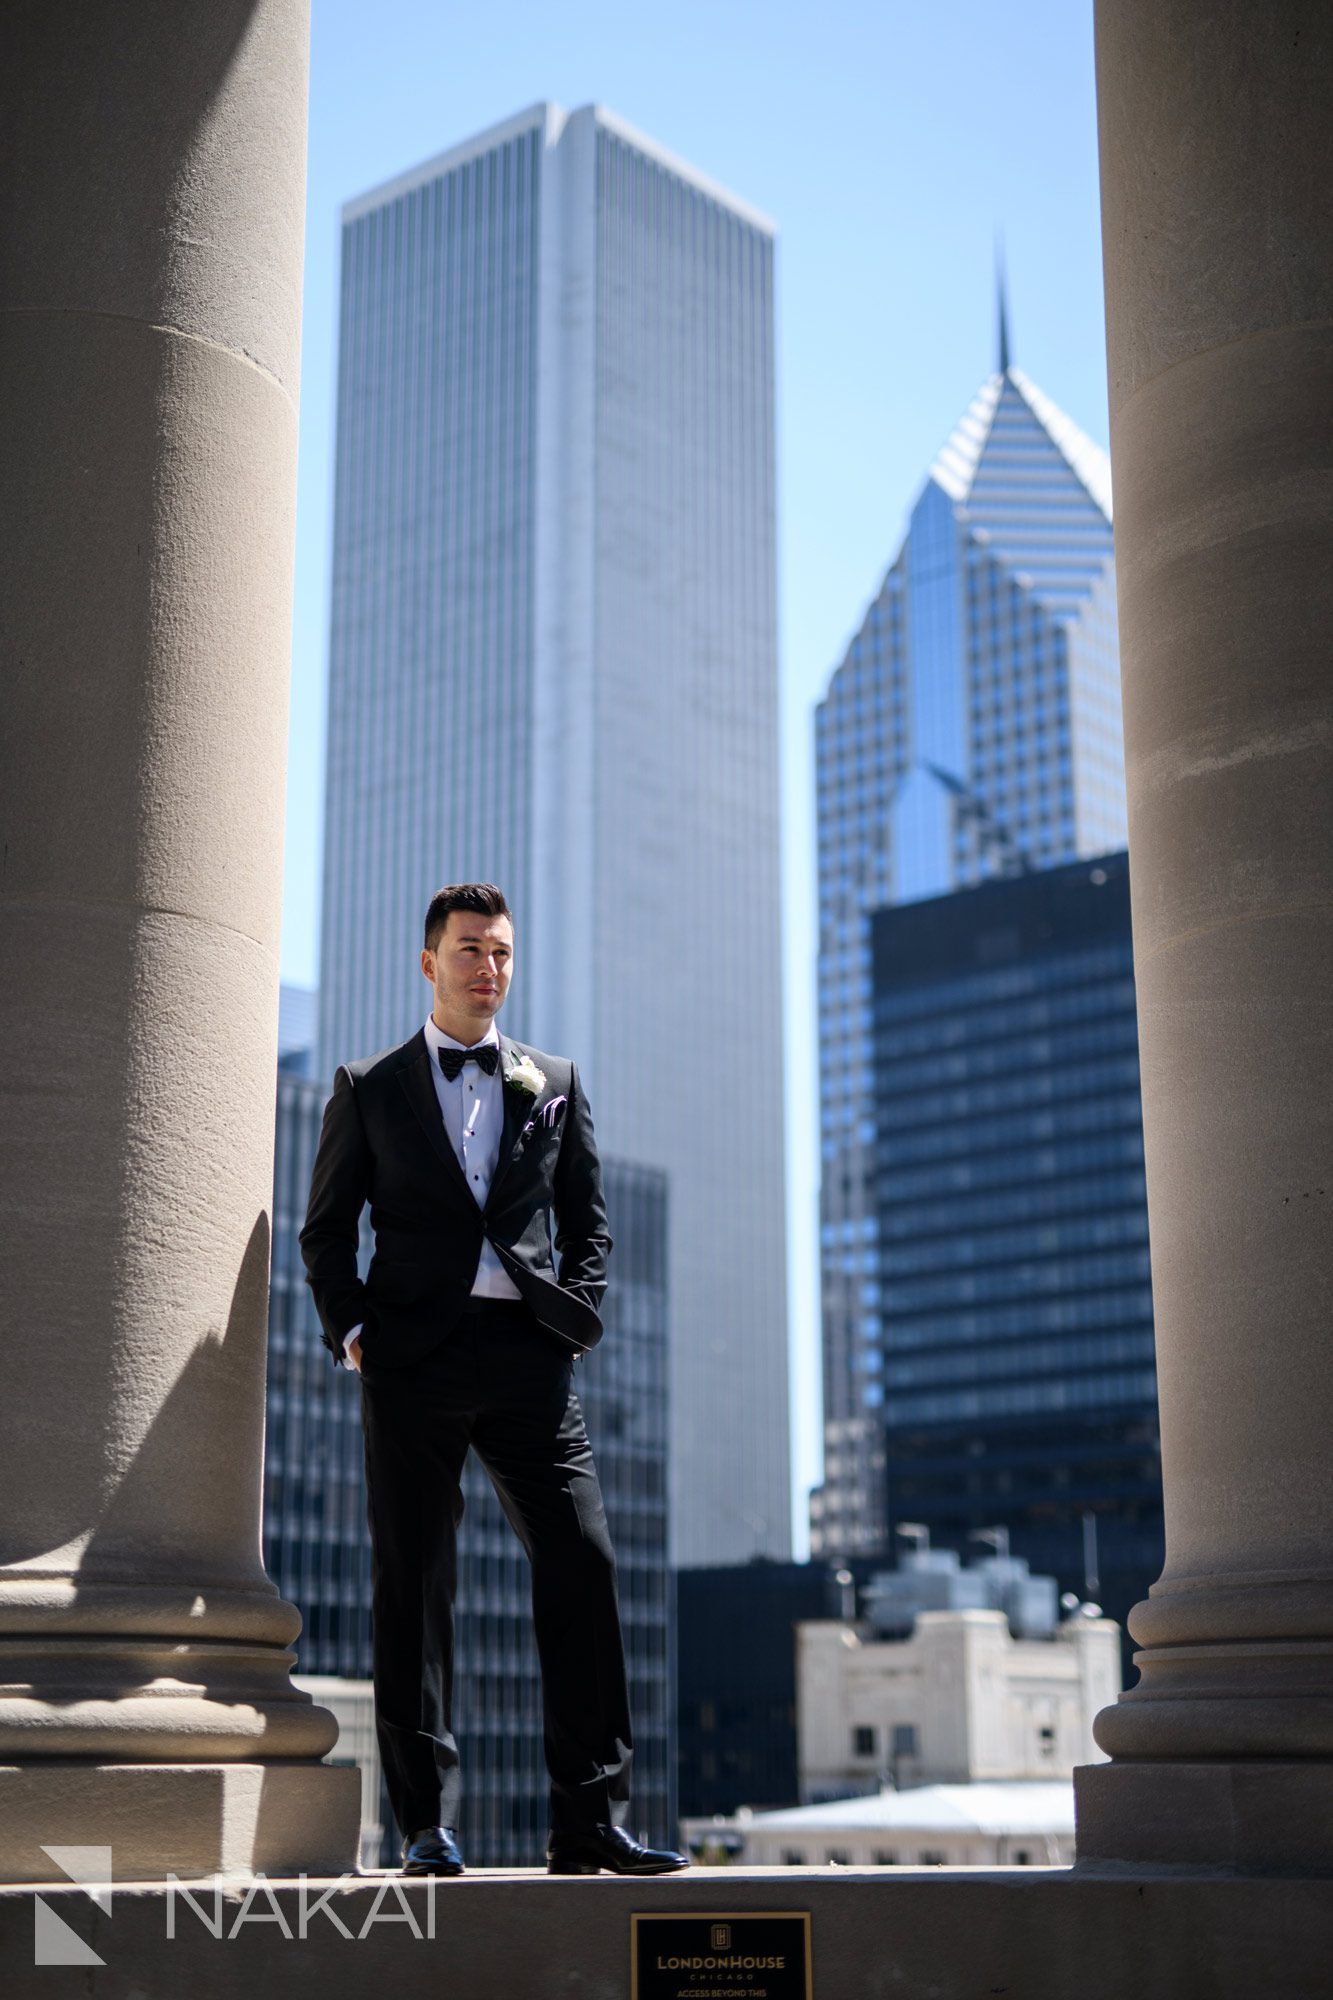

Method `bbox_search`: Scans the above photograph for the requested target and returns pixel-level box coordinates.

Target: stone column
[1076,0,1333,1870]
[0,1,359,1879]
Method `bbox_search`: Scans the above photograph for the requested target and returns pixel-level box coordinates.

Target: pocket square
[540,1094,568,1130]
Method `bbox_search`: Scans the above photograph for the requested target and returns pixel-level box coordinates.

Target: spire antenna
[995,237,1011,376]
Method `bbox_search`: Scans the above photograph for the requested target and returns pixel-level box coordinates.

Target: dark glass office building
[266,1074,673,1863]
[868,852,1163,1643]
[676,1561,844,1819]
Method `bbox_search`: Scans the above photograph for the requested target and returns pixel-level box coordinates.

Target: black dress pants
[358,1295,633,1841]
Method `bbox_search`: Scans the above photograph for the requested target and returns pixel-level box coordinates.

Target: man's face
[421,910,514,1034]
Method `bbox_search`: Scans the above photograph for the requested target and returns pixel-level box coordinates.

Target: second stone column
[1076,0,1333,1870]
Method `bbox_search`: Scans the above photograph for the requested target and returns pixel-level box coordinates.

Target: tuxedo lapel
[485,1034,540,1211]
[395,1031,475,1206]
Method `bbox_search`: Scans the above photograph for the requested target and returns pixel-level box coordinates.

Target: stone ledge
[1,1866,1330,1999]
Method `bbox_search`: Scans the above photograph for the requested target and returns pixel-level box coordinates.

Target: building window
[782,1849,806,1867]
[827,1850,850,1866]
[873,1850,898,1866]
[852,1725,877,1758]
[919,1850,946,1866]
[890,1721,918,1766]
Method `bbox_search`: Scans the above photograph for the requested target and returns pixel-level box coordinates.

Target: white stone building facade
[798,1608,1119,1800]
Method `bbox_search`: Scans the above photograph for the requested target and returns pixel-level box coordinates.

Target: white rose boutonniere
[505,1051,546,1098]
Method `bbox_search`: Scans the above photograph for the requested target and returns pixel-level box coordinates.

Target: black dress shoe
[401,1825,465,1876]
[547,1824,689,1876]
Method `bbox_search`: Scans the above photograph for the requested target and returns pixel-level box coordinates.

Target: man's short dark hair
[424,883,513,954]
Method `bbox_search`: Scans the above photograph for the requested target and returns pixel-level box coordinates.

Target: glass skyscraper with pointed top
[811,329,1126,1558]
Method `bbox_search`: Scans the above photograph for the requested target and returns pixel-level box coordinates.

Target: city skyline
[280,6,1112,1547]
[4,0,1321,1938]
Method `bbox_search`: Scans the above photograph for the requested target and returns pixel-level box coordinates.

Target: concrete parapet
[0,1866,1330,1999]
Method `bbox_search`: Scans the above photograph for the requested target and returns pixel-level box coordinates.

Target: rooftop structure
[687,1780,1077,1869]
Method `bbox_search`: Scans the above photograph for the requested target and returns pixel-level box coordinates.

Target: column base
[1075,1760,1333,1874]
[0,1762,362,1884]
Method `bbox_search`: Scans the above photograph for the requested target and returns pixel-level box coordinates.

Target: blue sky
[281,0,1110,1549]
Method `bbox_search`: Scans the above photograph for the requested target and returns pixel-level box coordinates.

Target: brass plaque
[631,1911,812,2000]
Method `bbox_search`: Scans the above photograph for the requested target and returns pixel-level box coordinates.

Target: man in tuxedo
[300,882,687,1878]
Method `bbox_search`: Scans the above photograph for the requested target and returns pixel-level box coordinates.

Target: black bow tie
[437,1042,499,1081]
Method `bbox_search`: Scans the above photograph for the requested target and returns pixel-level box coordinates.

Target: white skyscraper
[318,103,789,1563]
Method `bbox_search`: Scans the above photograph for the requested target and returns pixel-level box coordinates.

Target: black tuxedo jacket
[299,1028,612,1367]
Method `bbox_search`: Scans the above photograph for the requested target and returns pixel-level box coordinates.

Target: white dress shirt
[345,1016,522,1363]
[421,1016,523,1301]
